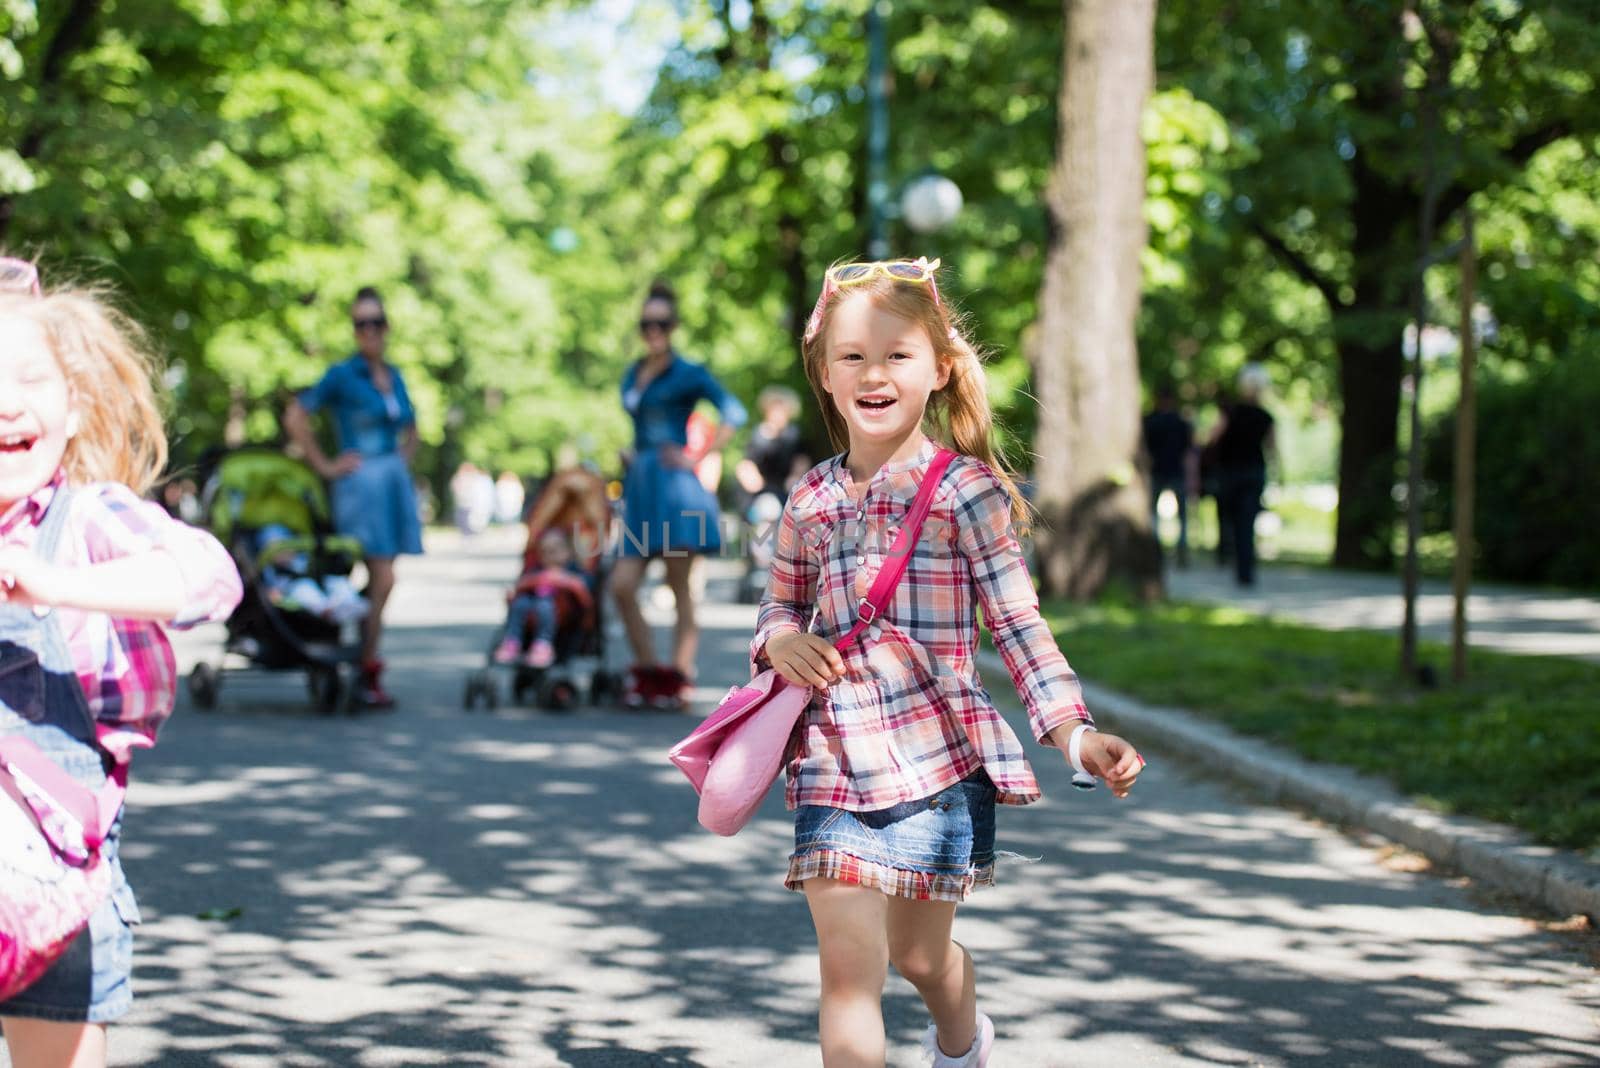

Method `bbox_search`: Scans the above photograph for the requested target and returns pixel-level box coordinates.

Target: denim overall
[0,488,139,1024]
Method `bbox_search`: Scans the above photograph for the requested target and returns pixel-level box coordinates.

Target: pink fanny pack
[669,448,957,835]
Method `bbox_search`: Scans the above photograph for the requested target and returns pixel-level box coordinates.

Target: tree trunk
[1030,0,1162,601]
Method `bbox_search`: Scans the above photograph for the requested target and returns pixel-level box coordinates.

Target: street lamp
[901,172,964,234]
[865,2,962,254]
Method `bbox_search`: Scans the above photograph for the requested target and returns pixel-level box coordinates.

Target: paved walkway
[10,529,1598,1067]
[1166,563,1600,662]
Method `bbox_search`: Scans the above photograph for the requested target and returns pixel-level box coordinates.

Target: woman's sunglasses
[353,316,388,332]
[639,317,675,334]
[0,257,42,296]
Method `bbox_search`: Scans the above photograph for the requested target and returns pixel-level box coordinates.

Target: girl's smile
[0,314,73,510]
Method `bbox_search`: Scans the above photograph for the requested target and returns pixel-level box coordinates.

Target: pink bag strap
[834,447,958,651]
[0,732,125,852]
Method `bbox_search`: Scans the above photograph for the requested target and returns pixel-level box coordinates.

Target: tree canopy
[3,0,1596,581]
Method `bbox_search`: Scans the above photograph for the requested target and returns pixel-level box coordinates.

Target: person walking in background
[1141,383,1194,567]
[1210,363,1276,586]
[755,257,1144,1067]
[494,470,525,525]
[284,286,422,708]
[735,384,811,510]
[610,280,747,708]
[0,258,242,1067]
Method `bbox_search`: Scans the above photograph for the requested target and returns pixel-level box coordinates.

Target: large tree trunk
[1030,0,1162,601]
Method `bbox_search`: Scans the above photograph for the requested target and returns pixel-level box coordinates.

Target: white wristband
[1068,722,1096,777]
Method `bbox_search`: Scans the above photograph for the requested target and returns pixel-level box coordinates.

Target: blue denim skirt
[786,772,997,902]
[332,451,423,558]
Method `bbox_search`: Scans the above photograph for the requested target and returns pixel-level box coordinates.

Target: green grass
[1041,598,1600,853]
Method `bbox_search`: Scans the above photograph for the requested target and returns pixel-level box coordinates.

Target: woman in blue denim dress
[285,286,424,709]
[610,281,747,706]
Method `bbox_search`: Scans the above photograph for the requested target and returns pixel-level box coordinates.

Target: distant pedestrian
[284,286,422,708]
[610,280,747,708]
[1210,363,1276,586]
[0,258,243,1066]
[755,257,1145,1066]
[1141,383,1194,567]
[735,384,811,511]
[494,470,525,525]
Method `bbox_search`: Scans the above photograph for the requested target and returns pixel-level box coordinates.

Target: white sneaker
[922,1012,994,1067]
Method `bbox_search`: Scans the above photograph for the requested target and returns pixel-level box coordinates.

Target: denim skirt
[332,452,423,558]
[786,772,997,902]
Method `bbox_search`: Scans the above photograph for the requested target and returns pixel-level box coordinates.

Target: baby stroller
[462,468,622,711]
[188,448,368,715]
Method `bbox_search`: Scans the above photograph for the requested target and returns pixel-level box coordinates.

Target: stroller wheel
[482,675,500,711]
[189,663,220,711]
[538,677,578,712]
[310,666,344,717]
[335,662,358,716]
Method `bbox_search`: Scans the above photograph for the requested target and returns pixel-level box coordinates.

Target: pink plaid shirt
[0,472,242,760]
[752,440,1091,812]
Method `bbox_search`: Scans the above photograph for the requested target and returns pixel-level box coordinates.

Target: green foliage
[3,0,1597,546]
[1423,356,1600,588]
[1043,598,1600,850]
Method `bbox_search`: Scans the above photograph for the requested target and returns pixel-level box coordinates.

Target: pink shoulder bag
[669,448,957,836]
[0,730,128,1001]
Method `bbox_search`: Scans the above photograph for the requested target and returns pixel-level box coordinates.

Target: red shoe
[360,660,396,710]
[650,666,692,711]
[621,665,650,709]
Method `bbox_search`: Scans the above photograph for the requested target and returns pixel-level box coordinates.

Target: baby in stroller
[257,522,369,624]
[493,527,593,669]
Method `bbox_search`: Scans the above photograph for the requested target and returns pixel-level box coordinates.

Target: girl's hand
[764,631,845,689]
[1066,728,1146,799]
[0,547,73,610]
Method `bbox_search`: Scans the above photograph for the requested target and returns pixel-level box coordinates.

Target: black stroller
[188,448,368,715]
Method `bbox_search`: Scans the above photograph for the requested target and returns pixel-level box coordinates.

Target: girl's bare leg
[804,878,890,1067]
[1,1018,108,1068]
[886,897,977,1057]
[607,555,656,665]
[662,553,698,678]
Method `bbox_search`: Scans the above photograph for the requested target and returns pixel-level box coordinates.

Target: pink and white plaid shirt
[0,472,242,760]
[752,440,1091,812]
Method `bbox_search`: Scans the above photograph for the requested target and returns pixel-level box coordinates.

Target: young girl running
[0,258,242,1068]
[753,258,1144,1067]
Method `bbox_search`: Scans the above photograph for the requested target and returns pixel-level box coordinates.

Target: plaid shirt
[0,472,242,759]
[752,440,1091,812]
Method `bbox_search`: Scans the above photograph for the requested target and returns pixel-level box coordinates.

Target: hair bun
[647,280,677,303]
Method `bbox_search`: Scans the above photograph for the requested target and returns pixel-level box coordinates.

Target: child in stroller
[257,522,369,625]
[463,468,620,711]
[493,527,592,669]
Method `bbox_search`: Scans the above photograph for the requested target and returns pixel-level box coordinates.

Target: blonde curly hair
[0,285,168,495]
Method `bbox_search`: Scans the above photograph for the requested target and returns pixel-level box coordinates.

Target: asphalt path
[13,527,1598,1067]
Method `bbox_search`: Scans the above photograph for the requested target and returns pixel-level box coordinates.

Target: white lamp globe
[901,173,963,233]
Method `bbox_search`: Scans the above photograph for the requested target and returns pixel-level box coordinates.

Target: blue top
[617,353,747,557]
[622,353,747,449]
[298,354,417,457]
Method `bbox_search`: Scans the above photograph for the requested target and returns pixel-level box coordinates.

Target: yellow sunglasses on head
[804,257,948,343]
